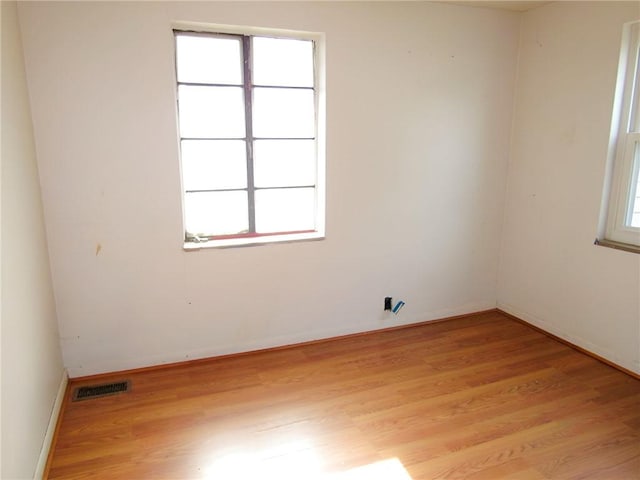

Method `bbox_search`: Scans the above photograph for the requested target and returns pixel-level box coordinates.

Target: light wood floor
[47,311,640,479]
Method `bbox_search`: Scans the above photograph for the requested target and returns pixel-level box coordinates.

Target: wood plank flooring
[47,311,640,479]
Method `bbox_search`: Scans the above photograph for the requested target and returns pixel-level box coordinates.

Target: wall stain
[96,243,102,256]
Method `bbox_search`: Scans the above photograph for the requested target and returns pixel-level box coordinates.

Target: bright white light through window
[178,85,246,139]
[255,187,316,233]
[252,37,314,87]
[629,144,640,227]
[184,191,248,237]
[176,35,243,85]
[254,140,316,187]
[181,140,247,191]
[175,31,322,244]
[252,88,316,138]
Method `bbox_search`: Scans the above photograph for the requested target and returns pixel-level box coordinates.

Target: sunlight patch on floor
[202,440,412,479]
[326,458,413,480]
[202,439,321,479]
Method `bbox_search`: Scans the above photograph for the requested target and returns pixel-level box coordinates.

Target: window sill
[594,238,640,254]
[183,231,325,250]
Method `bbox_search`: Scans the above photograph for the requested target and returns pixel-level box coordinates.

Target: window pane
[178,85,245,138]
[628,45,640,133]
[253,88,315,138]
[252,37,314,87]
[176,34,242,85]
[628,142,640,227]
[184,191,248,236]
[255,187,315,233]
[630,178,640,227]
[254,140,316,188]
[181,140,247,191]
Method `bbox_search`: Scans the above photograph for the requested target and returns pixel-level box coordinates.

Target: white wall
[1,2,66,478]
[499,1,640,374]
[18,1,520,377]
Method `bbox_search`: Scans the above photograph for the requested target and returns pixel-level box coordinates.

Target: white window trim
[599,20,640,252]
[172,22,326,250]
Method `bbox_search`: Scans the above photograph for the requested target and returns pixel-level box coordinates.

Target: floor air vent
[72,380,130,401]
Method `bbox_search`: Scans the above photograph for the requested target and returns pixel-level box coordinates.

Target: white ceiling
[444,1,551,12]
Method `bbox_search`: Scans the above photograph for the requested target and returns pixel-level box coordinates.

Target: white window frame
[599,20,640,252]
[173,23,326,250]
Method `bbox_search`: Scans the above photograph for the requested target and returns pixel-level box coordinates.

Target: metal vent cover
[72,380,131,401]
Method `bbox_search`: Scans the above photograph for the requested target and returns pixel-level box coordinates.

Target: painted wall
[18,1,520,377]
[499,1,640,374]
[1,2,65,477]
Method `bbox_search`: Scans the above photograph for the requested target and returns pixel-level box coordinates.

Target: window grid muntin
[242,34,256,234]
[175,30,318,240]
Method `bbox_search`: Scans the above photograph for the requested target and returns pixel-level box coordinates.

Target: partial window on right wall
[599,20,640,252]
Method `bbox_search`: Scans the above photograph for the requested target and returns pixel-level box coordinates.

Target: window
[599,20,640,251]
[174,28,325,248]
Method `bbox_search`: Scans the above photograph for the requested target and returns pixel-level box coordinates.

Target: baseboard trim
[36,369,68,479]
[69,307,639,385]
[497,309,640,380]
[71,309,499,383]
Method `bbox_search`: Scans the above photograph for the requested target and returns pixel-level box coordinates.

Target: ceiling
[445,1,551,12]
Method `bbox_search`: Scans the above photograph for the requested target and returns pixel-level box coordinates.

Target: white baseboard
[67,302,498,378]
[34,369,68,479]
[497,302,640,376]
